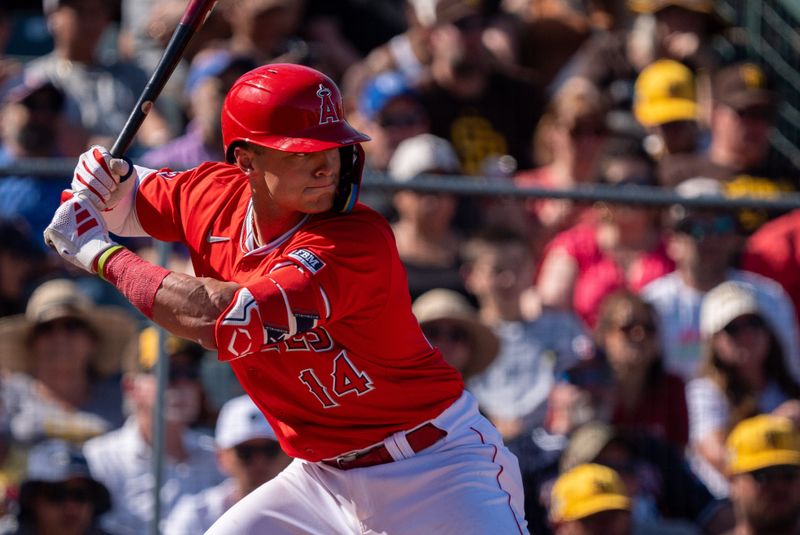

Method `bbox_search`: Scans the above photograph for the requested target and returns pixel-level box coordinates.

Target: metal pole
[148,240,171,535]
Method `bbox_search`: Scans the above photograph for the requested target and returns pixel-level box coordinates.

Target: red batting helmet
[221,63,370,212]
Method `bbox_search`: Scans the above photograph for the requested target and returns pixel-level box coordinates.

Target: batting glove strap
[43,193,118,273]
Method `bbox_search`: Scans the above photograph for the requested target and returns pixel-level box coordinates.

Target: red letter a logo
[317,84,340,125]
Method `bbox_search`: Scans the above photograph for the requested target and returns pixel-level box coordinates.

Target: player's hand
[43,191,118,273]
[71,145,136,210]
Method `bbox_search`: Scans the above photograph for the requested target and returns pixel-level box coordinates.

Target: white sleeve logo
[288,249,325,273]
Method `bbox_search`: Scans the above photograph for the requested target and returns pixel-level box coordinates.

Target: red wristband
[101,248,170,319]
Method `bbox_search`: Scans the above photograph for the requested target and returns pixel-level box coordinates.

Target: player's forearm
[152,272,240,348]
[99,247,239,349]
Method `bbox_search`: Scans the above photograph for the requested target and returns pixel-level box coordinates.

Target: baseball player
[43,63,527,534]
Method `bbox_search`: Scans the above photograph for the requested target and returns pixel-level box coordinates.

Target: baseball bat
[110,0,218,165]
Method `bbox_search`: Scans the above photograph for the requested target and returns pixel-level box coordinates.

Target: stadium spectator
[536,143,673,328]
[15,439,112,535]
[514,78,609,262]
[349,71,430,175]
[0,279,135,445]
[687,281,800,498]
[388,134,470,300]
[595,290,688,449]
[164,395,291,534]
[119,0,231,135]
[566,0,726,115]
[559,421,729,534]
[506,356,619,535]
[0,8,20,89]
[82,327,224,534]
[642,178,800,381]
[633,59,701,163]
[341,0,466,99]
[0,78,85,241]
[493,0,593,88]
[140,49,257,170]
[28,0,167,148]
[724,414,800,535]
[740,209,800,327]
[549,463,633,535]
[462,225,591,439]
[414,0,544,174]
[412,288,499,382]
[220,0,307,67]
[0,219,45,318]
[660,62,795,233]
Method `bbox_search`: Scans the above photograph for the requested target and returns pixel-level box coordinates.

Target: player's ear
[234,145,255,173]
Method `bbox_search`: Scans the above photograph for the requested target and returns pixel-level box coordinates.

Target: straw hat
[0,279,137,377]
[412,289,499,379]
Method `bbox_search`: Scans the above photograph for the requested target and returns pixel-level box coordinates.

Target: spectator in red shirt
[536,141,674,328]
[740,209,800,328]
[595,289,688,449]
[513,78,609,261]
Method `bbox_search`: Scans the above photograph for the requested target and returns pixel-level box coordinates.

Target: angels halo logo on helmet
[221,63,370,213]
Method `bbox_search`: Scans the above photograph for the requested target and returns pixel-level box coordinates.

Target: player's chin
[303,190,336,213]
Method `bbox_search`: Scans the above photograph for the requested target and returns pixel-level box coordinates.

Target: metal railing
[3,158,800,211]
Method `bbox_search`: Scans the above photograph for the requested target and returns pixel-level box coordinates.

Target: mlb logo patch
[288,249,325,273]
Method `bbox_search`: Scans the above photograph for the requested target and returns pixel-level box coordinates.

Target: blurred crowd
[0,0,798,533]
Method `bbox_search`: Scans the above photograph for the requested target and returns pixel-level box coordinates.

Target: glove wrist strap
[96,245,125,279]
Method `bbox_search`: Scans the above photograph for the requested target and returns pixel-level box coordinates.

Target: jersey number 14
[299,351,375,408]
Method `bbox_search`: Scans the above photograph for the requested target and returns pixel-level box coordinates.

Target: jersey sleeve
[214,213,396,361]
[133,167,197,243]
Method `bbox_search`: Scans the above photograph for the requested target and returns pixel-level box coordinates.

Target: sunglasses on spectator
[558,366,613,387]
[614,322,656,340]
[722,315,765,337]
[168,364,200,382]
[423,325,470,344]
[568,123,608,139]
[40,483,92,505]
[33,317,92,336]
[378,112,426,129]
[452,14,484,32]
[750,465,800,485]
[234,442,283,463]
[675,215,736,240]
[734,106,775,122]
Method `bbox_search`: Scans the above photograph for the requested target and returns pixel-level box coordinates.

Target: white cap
[215,395,277,449]
[675,177,725,198]
[388,133,461,183]
[700,281,760,337]
[26,439,93,482]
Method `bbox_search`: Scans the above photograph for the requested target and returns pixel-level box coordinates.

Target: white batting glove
[43,191,118,273]
[71,145,136,210]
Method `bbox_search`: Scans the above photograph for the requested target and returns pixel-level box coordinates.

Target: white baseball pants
[206,391,529,534]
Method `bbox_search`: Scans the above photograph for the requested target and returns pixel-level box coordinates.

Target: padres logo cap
[550,463,630,523]
[713,62,778,112]
[634,60,698,127]
[726,414,800,475]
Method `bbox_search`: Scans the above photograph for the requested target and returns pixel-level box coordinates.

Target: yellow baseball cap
[550,464,631,523]
[634,60,697,127]
[727,415,800,475]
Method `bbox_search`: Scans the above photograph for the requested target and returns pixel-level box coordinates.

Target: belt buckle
[335,451,360,468]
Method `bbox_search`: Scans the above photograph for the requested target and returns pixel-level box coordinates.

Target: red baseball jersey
[133,163,464,460]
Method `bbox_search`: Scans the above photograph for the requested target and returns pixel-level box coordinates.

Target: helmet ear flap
[333,145,365,213]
